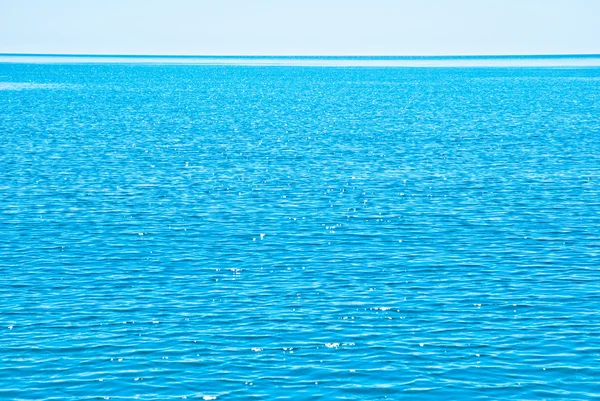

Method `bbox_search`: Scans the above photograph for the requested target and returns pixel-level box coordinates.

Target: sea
[1,55,599,400]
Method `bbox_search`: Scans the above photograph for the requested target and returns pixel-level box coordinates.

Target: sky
[1,0,599,56]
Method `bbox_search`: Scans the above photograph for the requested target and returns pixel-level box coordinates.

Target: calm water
[1,59,600,400]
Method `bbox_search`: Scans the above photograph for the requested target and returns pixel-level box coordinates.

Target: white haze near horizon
[1,0,599,56]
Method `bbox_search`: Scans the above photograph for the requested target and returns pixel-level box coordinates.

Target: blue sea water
[1,58,600,400]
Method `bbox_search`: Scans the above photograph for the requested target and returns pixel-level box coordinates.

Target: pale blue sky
[1,0,599,56]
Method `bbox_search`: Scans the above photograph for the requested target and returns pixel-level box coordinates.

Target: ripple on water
[0,62,599,400]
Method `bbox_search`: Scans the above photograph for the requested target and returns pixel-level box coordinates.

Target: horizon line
[2,52,600,59]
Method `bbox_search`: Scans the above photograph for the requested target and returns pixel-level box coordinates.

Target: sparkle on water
[1,57,600,399]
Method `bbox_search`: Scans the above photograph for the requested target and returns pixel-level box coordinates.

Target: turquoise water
[1,58,600,400]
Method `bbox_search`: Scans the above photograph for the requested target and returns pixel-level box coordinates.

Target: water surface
[1,59,600,400]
